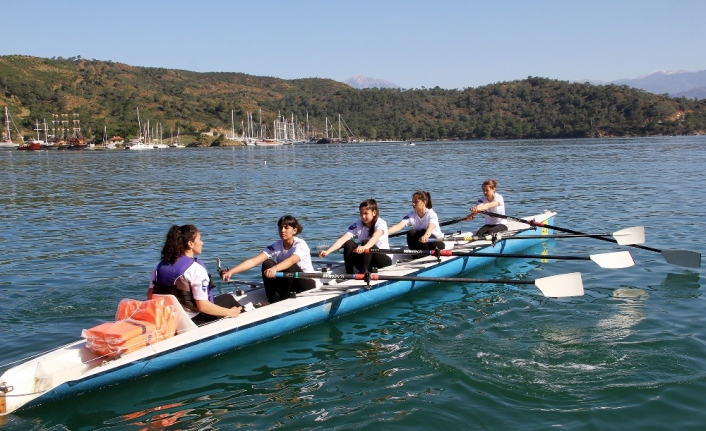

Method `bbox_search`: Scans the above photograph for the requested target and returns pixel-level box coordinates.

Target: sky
[4,0,706,90]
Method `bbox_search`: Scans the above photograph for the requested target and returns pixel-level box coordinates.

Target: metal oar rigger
[275,271,584,298]
[364,248,635,269]
[480,211,702,268]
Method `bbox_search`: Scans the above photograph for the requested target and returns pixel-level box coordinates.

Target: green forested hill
[2,55,705,142]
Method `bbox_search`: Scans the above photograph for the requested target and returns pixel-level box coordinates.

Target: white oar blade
[613,226,645,245]
[661,249,702,268]
[535,272,584,297]
[589,251,635,268]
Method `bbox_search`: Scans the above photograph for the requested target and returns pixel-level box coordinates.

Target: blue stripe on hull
[24,218,553,410]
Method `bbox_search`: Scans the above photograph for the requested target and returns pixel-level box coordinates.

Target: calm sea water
[1,137,705,430]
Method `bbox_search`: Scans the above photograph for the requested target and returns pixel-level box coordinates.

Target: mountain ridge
[580,70,706,99]
[344,75,400,89]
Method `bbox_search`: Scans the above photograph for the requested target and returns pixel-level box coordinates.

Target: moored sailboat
[17,120,47,151]
[0,107,19,149]
[124,108,153,150]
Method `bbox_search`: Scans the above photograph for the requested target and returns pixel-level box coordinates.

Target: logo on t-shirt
[201,279,210,292]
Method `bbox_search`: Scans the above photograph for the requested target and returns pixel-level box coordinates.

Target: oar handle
[363,248,431,254]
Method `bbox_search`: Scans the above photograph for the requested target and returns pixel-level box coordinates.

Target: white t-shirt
[400,208,444,238]
[478,193,507,225]
[345,218,390,249]
[150,260,210,318]
[263,236,315,273]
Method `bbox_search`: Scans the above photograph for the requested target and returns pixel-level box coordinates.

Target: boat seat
[152,294,198,334]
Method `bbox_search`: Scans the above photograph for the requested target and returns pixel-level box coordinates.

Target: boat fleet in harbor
[3,108,90,151]
[240,110,357,146]
[2,105,382,151]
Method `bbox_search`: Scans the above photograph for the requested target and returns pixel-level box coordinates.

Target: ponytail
[360,198,379,239]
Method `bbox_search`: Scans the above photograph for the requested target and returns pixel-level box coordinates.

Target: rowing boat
[0,210,571,415]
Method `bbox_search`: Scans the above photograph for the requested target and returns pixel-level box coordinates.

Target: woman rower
[319,198,393,274]
[148,224,243,326]
[388,190,445,252]
[221,215,318,303]
[464,178,508,236]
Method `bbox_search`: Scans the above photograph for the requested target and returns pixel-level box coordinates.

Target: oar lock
[362,267,379,288]
[0,381,13,393]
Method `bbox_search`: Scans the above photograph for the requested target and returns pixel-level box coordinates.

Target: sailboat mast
[136,108,142,140]
[4,107,11,142]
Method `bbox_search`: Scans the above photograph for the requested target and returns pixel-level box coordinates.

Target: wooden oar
[447,227,645,245]
[481,211,701,268]
[275,271,584,297]
[365,248,634,269]
[389,217,466,238]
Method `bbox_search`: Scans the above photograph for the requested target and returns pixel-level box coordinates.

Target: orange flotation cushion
[83,297,181,357]
[103,320,157,345]
[115,298,142,321]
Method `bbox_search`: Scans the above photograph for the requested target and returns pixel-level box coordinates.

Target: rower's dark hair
[277,215,303,234]
[482,178,498,189]
[413,190,433,209]
[161,224,199,264]
[359,198,379,238]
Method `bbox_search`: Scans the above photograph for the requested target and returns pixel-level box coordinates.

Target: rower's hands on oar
[263,266,278,278]
[319,250,329,258]
[227,305,244,318]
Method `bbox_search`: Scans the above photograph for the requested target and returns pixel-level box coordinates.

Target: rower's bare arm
[222,252,269,281]
[196,299,242,318]
[320,233,350,257]
[387,220,406,235]
[421,223,436,242]
[265,254,302,277]
[361,229,384,251]
[473,201,499,214]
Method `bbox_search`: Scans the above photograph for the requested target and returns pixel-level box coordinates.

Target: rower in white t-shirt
[464,179,509,237]
[388,190,446,252]
[319,198,394,274]
[222,215,319,303]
